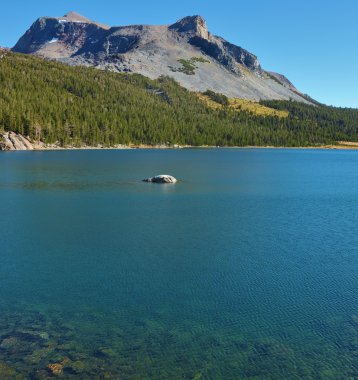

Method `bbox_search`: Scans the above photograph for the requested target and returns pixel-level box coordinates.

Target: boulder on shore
[143,175,177,183]
[0,132,45,151]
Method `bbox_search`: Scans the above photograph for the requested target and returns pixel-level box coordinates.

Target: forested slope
[0,51,357,147]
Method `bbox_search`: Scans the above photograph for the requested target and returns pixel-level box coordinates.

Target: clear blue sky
[2,0,357,108]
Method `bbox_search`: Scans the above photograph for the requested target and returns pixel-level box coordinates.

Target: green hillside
[0,51,357,147]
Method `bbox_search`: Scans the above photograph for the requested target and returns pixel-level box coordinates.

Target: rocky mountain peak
[62,11,90,22]
[169,15,209,39]
[56,11,109,29]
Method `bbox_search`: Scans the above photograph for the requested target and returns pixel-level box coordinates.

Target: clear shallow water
[0,149,357,379]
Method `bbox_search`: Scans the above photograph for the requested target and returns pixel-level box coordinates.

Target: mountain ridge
[12,12,313,103]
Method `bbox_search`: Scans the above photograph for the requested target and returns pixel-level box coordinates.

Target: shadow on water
[0,180,144,192]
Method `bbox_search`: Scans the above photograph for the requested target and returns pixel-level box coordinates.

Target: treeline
[0,52,357,147]
[260,99,358,143]
[204,90,229,106]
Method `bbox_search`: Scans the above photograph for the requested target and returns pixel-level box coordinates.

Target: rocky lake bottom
[0,149,357,379]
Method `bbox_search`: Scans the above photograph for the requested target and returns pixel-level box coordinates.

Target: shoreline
[1,132,358,151]
[2,144,358,151]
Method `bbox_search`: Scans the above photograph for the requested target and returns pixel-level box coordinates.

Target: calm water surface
[0,149,357,379]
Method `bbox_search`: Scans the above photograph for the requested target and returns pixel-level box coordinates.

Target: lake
[0,148,357,379]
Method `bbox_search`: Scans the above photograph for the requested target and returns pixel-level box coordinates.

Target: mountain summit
[59,11,110,29]
[12,12,312,102]
[169,15,209,39]
[61,11,91,22]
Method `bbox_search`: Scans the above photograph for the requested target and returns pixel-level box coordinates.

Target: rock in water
[143,175,177,183]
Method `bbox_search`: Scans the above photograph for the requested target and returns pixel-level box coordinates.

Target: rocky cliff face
[169,15,210,39]
[12,12,312,102]
[0,132,46,150]
[13,12,109,59]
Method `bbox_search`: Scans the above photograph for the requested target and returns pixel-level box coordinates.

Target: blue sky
[1,0,357,108]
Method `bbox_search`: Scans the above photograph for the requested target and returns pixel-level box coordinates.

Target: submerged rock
[47,357,70,376]
[0,362,18,378]
[0,337,19,350]
[65,360,86,374]
[142,174,177,184]
[47,362,63,376]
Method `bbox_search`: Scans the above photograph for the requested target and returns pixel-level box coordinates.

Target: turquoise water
[0,149,357,379]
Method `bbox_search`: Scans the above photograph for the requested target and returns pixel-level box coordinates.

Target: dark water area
[0,148,357,379]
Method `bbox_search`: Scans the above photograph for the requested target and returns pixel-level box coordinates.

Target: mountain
[13,12,313,103]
